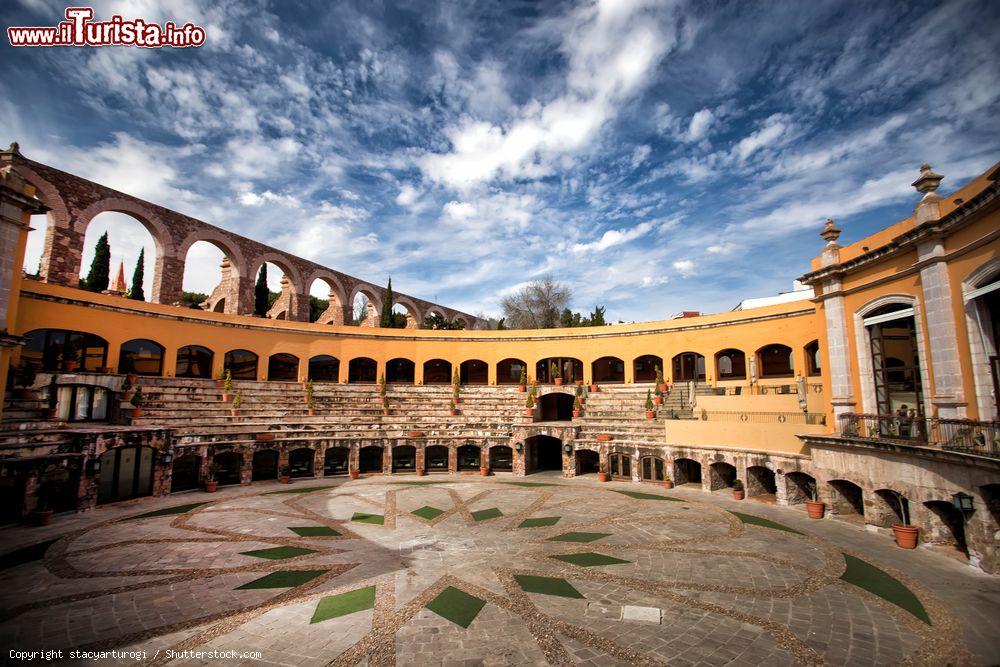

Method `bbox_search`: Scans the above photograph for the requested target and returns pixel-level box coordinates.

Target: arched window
[536,358,583,384]
[672,352,705,381]
[21,329,108,372]
[176,345,213,379]
[805,340,821,376]
[496,358,527,384]
[460,359,488,384]
[267,353,299,381]
[592,356,624,383]
[715,349,746,380]
[757,344,793,378]
[862,303,923,417]
[386,358,415,384]
[308,355,339,382]
[423,359,452,384]
[120,339,164,376]
[640,456,665,482]
[224,349,258,380]
[633,355,663,382]
[348,357,377,383]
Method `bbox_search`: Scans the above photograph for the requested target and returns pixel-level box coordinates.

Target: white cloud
[630,144,652,168]
[734,113,792,161]
[685,108,715,141]
[443,200,476,221]
[238,190,299,207]
[395,184,419,207]
[672,259,696,276]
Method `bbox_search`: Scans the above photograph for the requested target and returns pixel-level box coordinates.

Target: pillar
[151,254,184,305]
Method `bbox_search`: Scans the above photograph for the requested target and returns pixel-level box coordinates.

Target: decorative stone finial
[820,218,841,244]
[7,142,20,154]
[912,163,943,195]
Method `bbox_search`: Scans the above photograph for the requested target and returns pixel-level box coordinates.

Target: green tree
[380,277,395,328]
[127,248,145,301]
[589,305,606,326]
[180,291,208,309]
[84,231,111,293]
[309,295,329,322]
[254,264,269,317]
[496,318,506,330]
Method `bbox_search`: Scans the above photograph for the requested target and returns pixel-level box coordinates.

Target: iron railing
[698,410,825,425]
[838,413,1000,459]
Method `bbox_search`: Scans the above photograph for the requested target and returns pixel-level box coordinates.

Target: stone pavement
[0,473,998,666]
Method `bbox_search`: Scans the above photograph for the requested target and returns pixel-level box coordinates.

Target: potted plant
[278,464,292,484]
[551,361,562,386]
[598,468,610,483]
[130,386,145,418]
[378,372,387,397]
[349,468,360,480]
[574,383,585,404]
[452,383,461,404]
[452,368,461,389]
[215,367,226,388]
[589,381,599,392]
[524,393,535,418]
[13,364,37,400]
[518,368,527,392]
[662,472,673,489]
[305,380,315,415]
[303,379,314,403]
[230,390,242,417]
[644,389,655,419]
[449,398,459,416]
[222,370,233,402]
[204,464,218,493]
[120,373,134,402]
[804,482,825,519]
[60,346,79,373]
[732,479,745,500]
[653,384,663,406]
[888,490,919,549]
[480,465,489,476]
[655,365,666,393]
[572,395,583,418]
[382,393,390,415]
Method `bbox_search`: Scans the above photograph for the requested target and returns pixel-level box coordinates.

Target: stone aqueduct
[0,144,479,329]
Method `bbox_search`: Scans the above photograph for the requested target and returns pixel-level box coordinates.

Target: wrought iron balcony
[837,413,1000,459]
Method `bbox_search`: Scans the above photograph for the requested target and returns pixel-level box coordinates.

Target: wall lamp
[563,444,572,454]
[515,442,522,452]
[952,492,974,513]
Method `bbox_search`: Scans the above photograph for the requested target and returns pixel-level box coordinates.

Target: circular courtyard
[0,477,981,665]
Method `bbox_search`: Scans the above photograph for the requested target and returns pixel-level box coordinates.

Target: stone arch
[74,197,173,254]
[304,270,348,325]
[827,479,865,518]
[177,229,248,314]
[784,471,816,506]
[391,444,417,472]
[673,458,702,486]
[708,461,736,491]
[391,296,422,329]
[14,164,74,284]
[250,253,305,321]
[347,284,383,327]
[962,257,1000,420]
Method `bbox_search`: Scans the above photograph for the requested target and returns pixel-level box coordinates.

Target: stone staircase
[569,383,696,449]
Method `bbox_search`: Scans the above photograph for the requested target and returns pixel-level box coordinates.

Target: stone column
[817,219,855,422]
[151,254,184,305]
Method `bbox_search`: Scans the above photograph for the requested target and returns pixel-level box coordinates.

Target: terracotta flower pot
[572,409,581,418]
[645,410,655,419]
[407,431,426,438]
[221,392,231,402]
[892,524,920,549]
[230,409,238,417]
[121,391,133,402]
[127,373,138,384]
[480,466,489,476]
[215,379,225,388]
[131,407,143,418]
[349,470,360,480]
[596,434,612,442]
[658,383,667,393]
[61,361,78,372]
[598,471,609,483]
[416,469,426,476]
[518,385,526,392]
[307,408,315,416]
[554,378,563,386]
[805,500,826,519]
[732,490,745,500]
[662,480,674,489]
[28,509,53,526]
[523,409,534,418]
[382,408,390,415]
[450,409,458,416]
[279,475,291,484]
[590,384,599,392]
[204,481,218,493]
[653,395,663,405]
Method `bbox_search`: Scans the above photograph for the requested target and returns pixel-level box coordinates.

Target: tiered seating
[571,384,691,448]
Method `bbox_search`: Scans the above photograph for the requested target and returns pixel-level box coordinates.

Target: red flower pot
[279,475,291,484]
[596,434,612,442]
[518,385,526,392]
[221,393,231,402]
[204,481,218,493]
[61,361,78,372]
[230,409,238,417]
[554,378,563,386]
[307,408,315,416]
[805,500,826,519]
[416,469,426,476]
[480,467,489,476]
[28,509,53,526]
[892,524,920,549]
[658,383,667,393]
[662,480,674,489]
[131,408,143,418]
[572,409,581,418]
[450,409,458,416]
[590,384,599,392]
[732,490,745,500]
[523,409,534,418]
[598,471,609,483]
[645,410,655,419]
[349,470,360,480]
[653,395,662,405]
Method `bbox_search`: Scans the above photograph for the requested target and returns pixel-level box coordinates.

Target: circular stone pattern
[0,478,971,665]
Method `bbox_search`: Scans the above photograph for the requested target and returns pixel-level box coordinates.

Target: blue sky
[3,0,999,321]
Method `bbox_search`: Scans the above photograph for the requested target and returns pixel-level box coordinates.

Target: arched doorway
[171,453,202,492]
[349,357,377,383]
[176,345,213,379]
[633,355,662,383]
[538,393,573,421]
[757,344,794,378]
[119,338,164,376]
[386,358,415,384]
[252,450,279,481]
[715,349,746,380]
[526,435,562,473]
[460,360,488,384]
[747,465,777,499]
[457,444,482,471]
[591,356,624,383]
[489,445,513,471]
[425,445,449,472]
[674,458,702,486]
[213,451,243,486]
[288,448,315,477]
[496,358,527,385]
[324,447,350,476]
[423,359,452,384]
[309,355,340,382]
[392,445,416,472]
[828,480,865,517]
[37,460,80,513]
[784,471,816,506]
[268,353,299,381]
[672,352,705,382]
[576,449,599,475]
[536,358,583,384]
[924,500,969,558]
[99,446,155,503]
[224,349,258,380]
[359,445,383,473]
[709,461,736,490]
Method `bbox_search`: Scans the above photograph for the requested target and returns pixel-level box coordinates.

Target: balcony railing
[838,413,1000,459]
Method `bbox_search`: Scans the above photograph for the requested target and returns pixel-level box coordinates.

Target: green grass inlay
[239,546,318,560]
[425,586,487,628]
[124,502,209,520]
[611,490,682,502]
[518,516,561,528]
[501,482,560,487]
[265,486,334,495]
[471,507,502,521]
[729,511,803,535]
[288,526,341,537]
[514,574,585,599]
[311,586,377,624]
[841,554,930,624]
[412,506,445,520]
[351,512,385,525]
[548,532,611,543]
[0,539,58,570]
[236,569,328,589]
[551,552,631,567]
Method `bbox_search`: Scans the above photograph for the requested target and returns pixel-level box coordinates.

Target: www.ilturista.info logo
[7,7,206,48]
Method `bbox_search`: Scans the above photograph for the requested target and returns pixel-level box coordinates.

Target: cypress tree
[128,248,145,301]
[254,264,269,316]
[380,277,394,328]
[85,232,111,293]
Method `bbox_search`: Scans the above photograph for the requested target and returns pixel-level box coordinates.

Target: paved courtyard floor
[1,473,998,666]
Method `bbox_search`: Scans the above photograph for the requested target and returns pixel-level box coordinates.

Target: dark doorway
[527,435,562,472]
[829,480,865,517]
[309,355,340,382]
[386,358,415,384]
[672,352,706,382]
[268,353,299,381]
[213,452,243,486]
[288,448,315,477]
[359,446,383,473]
[252,450,278,481]
[37,461,80,513]
[349,357,377,383]
[224,349,258,380]
[674,458,702,486]
[747,465,777,498]
[924,500,969,557]
[324,447,350,476]
[709,461,736,490]
[99,446,155,503]
[489,445,513,471]
[0,468,27,524]
[423,359,452,384]
[538,393,573,421]
[633,355,662,383]
[576,449,599,475]
[457,444,482,471]
[393,445,416,472]
[172,454,202,492]
[425,445,449,472]
[592,357,625,383]
[536,358,583,384]
[496,358,526,384]
[460,360,488,384]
